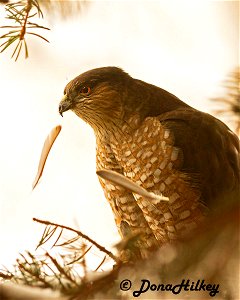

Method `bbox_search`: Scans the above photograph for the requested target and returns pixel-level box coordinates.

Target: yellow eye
[80,86,91,95]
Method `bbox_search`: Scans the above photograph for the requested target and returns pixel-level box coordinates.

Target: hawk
[59,67,239,255]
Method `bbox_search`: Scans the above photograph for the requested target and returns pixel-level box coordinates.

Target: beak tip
[58,96,72,116]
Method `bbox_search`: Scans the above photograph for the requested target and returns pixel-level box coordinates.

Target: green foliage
[0,205,239,300]
[0,0,50,61]
[0,218,116,295]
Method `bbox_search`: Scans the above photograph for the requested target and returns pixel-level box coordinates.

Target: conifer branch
[33,217,119,262]
[0,0,49,60]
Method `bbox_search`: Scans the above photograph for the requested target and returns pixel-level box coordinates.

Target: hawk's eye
[80,86,91,95]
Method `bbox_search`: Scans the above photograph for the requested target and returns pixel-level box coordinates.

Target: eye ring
[80,86,91,95]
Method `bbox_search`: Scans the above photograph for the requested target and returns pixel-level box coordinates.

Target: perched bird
[59,67,239,255]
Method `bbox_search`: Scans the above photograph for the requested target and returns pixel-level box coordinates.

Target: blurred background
[0,0,239,268]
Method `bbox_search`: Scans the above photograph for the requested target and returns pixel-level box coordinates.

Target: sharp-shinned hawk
[59,67,240,256]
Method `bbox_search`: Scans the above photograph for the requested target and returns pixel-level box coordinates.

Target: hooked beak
[59,95,73,117]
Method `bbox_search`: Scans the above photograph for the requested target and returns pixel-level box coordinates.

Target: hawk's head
[59,67,135,131]
[59,66,188,131]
